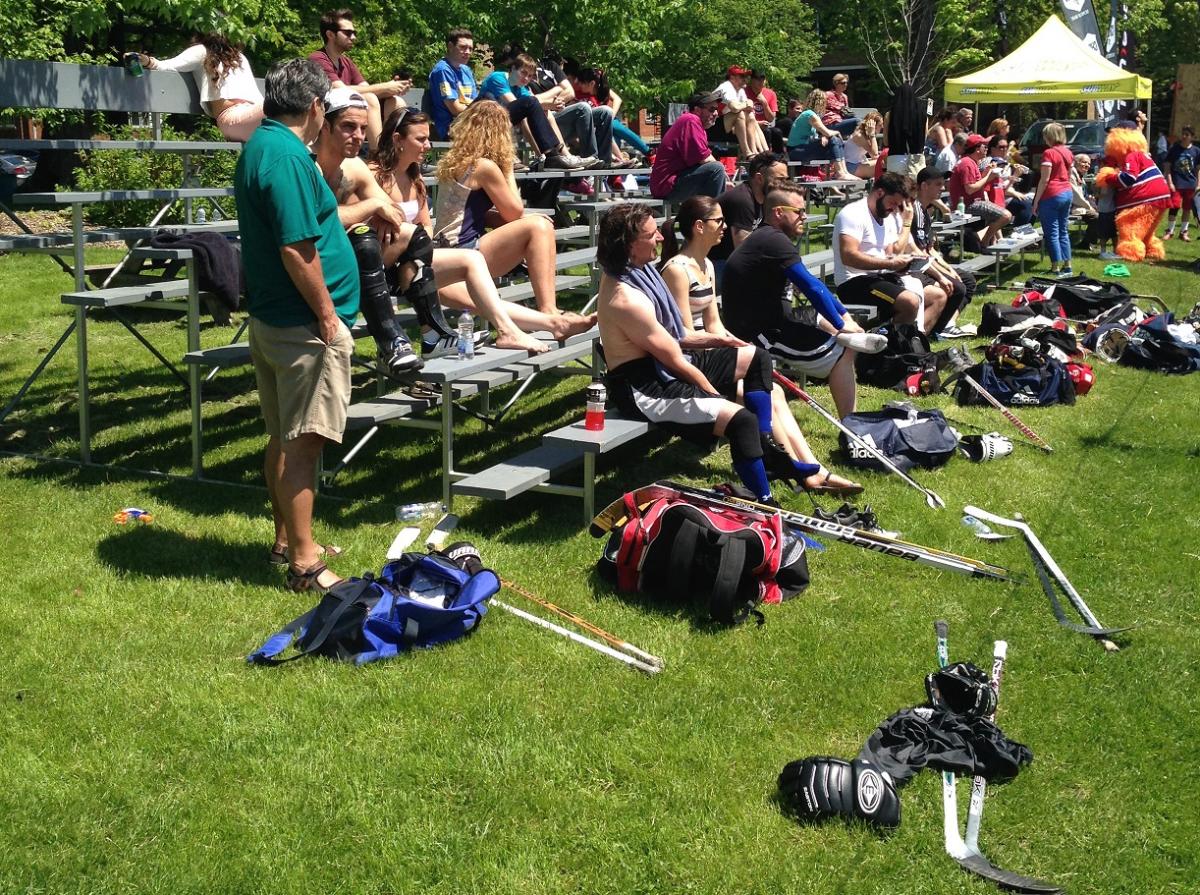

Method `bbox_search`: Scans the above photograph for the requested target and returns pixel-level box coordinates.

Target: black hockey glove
[925,661,997,719]
[778,756,900,829]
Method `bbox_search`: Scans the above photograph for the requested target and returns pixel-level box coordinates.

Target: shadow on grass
[582,557,738,634]
[95,524,280,586]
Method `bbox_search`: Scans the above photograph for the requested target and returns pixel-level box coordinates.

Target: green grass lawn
[1,235,1198,894]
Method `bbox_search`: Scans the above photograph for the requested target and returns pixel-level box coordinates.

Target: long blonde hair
[436,100,515,182]
[805,88,827,116]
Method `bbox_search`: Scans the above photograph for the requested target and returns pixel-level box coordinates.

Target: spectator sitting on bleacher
[432,101,597,343]
[723,183,869,422]
[899,167,979,339]
[924,108,957,166]
[833,173,947,333]
[313,88,423,376]
[948,134,1011,248]
[529,51,618,169]
[708,151,789,288]
[787,90,860,181]
[660,196,863,494]
[427,27,479,140]
[823,73,859,138]
[310,9,409,151]
[650,92,730,201]
[933,131,966,176]
[478,48,594,170]
[715,65,771,160]
[955,107,975,135]
[587,68,651,163]
[747,71,783,152]
[982,133,1033,227]
[138,33,263,142]
[846,112,883,179]
[235,60,353,595]
[596,203,815,504]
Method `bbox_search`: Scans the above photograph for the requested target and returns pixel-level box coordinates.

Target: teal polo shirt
[234,118,360,327]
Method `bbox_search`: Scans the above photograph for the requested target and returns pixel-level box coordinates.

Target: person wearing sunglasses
[723,183,875,426]
[311,9,409,151]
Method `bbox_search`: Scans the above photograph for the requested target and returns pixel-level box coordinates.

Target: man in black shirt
[899,167,978,338]
[711,151,788,290]
[723,183,868,419]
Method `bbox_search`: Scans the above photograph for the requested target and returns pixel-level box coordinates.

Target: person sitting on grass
[723,183,872,424]
[432,100,596,348]
[597,203,821,504]
[358,105,592,357]
[659,196,862,493]
[786,89,859,181]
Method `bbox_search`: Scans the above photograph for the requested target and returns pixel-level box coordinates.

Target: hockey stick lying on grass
[772,370,947,509]
[963,506,1133,652]
[591,482,1020,583]
[941,359,1053,453]
[492,599,662,675]
[501,578,664,671]
[935,621,1062,894]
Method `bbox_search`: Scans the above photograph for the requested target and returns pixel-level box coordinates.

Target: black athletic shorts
[606,349,738,444]
[836,273,913,321]
[751,320,844,379]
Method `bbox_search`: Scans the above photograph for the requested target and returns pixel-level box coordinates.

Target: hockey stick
[964,505,1130,652]
[935,622,1062,893]
[591,481,1020,582]
[941,360,1053,453]
[964,640,1007,855]
[492,600,662,674]
[772,370,947,509]
[501,578,665,670]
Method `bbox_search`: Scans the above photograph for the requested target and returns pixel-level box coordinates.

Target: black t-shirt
[533,59,567,95]
[722,224,800,338]
[911,201,934,252]
[710,183,762,261]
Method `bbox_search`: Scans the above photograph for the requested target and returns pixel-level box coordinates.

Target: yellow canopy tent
[944,15,1152,103]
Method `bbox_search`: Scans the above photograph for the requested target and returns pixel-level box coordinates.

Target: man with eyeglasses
[429,28,479,140]
[723,184,870,419]
[833,173,947,334]
[311,9,409,151]
[650,91,730,202]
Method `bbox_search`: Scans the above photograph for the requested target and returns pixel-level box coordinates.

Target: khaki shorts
[249,316,354,443]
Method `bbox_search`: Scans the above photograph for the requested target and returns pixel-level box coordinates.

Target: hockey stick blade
[1025,541,1134,639]
[772,370,946,509]
[954,853,1062,894]
[588,484,680,538]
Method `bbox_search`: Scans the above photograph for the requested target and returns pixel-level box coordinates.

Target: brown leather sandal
[268,543,344,566]
[285,562,342,594]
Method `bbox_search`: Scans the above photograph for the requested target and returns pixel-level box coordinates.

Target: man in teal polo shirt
[235,58,358,594]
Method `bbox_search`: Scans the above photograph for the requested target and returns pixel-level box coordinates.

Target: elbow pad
[785,261,844,330]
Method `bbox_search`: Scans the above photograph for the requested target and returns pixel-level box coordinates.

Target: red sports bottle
[585,381,606,431]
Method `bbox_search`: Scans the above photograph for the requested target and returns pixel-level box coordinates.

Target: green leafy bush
[72,121,239,228]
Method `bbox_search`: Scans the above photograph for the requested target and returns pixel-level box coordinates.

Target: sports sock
[732,457,772,502]
[726,408,771,500]
[744,390,773,434]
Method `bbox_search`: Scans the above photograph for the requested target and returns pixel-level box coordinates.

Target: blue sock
[744,389,773,434]
[733,457,772,501]
[794,460,822,477]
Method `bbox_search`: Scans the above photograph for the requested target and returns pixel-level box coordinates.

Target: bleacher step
[452,443,584,500]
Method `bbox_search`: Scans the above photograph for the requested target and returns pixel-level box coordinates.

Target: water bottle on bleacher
[457,313,475,360]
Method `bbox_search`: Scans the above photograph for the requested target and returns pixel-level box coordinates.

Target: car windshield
[1020,120,1101,148]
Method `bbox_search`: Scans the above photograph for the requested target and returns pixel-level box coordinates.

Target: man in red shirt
[948,133,1011,247]
[747,70,783,152]
[309,8,409,151]
[650,91,730,201]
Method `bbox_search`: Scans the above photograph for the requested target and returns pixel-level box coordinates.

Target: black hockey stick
[935,621,1063,893]
[591,482,1021,582]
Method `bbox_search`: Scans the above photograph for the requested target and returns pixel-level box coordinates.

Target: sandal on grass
[268,543,344,565]
[285,562,342,595]
[800,468,864,496]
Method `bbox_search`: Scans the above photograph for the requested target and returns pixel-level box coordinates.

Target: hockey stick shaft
[662,481,1018,581]
[934,621,968,857]
[965,640,1008,852]
[957,372,1053,453]
[964,506,1120,652]
[772,370,947,508]
[501,579,665,668]
[493,600,662,674]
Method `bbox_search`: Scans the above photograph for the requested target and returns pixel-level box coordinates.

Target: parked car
[1018,119,1108,168]
[0,152,37,205]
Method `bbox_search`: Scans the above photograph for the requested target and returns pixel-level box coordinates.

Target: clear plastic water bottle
[196,207,207,224]
[585,381,606,431]
[457,313,475,360]
[396,501,442,521]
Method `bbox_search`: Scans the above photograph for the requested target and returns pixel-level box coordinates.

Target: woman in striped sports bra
[371,107,592,355]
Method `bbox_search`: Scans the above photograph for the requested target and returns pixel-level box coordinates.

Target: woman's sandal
[285,562,342,595]
[800,468,865,496]
[268,543,344,566]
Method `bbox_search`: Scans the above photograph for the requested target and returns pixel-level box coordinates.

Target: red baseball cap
[964,134,988,152]
[727,65,751,77]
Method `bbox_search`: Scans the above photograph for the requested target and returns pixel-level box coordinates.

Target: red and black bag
[597,491,809,624]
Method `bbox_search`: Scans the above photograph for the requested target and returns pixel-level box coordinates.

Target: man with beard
[708,151,788,289]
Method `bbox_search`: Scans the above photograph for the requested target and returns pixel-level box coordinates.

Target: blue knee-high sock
[744,389,773,434]
[733,457,772,502]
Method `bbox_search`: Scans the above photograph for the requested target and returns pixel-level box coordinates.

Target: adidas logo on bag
[847,434,880,461]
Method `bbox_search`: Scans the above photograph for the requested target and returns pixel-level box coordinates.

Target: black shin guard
[391,228,456,340]
[725,408,764,463]
[743,347,773,395]
[348,225,401,350]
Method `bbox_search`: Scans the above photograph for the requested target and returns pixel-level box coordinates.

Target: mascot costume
[1095,126,1171,261]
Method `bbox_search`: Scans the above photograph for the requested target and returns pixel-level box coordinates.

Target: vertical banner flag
[1059,0,1105,55]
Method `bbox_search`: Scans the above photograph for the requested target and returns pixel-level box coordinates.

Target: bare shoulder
[340,156,375,191]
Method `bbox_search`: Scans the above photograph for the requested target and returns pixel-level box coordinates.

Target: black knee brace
[743,347,773,395]
[390,228,455,339]
[348,224,401,349]
[725,408,763,463]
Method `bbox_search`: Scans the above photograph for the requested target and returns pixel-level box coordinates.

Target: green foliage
[71,122,238,227]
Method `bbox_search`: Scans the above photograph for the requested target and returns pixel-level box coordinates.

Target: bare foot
[495,331,549,354]
[547,312,598,341]
[802,468,864,494]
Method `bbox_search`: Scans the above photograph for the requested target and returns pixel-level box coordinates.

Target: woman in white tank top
[658,195,727,337]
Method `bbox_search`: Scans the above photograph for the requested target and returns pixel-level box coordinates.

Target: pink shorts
[215,102,264,143]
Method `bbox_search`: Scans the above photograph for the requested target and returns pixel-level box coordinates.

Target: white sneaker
[836,331,888,354]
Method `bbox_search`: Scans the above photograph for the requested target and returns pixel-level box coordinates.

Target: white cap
[324,87,368,114]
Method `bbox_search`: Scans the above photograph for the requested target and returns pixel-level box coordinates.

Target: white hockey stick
[965,640,1008,854]
[493,600,662,675]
